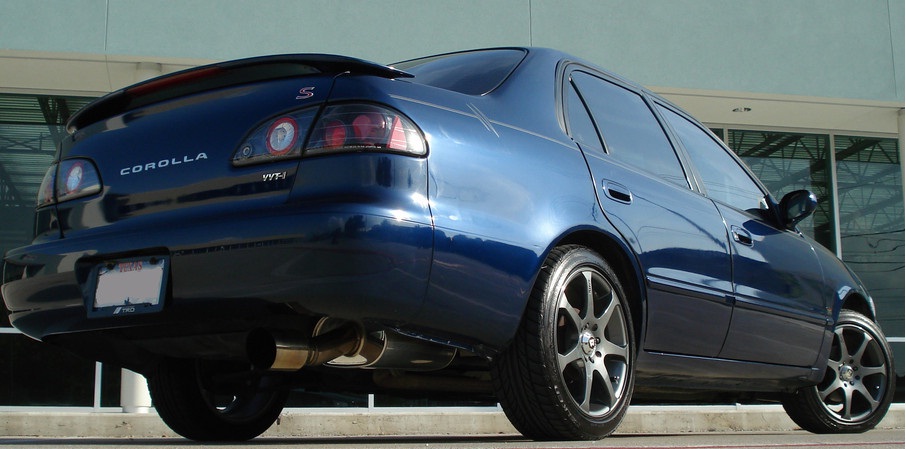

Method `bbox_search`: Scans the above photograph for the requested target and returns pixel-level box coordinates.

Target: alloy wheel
[555,267,630,417]
[817,322,889,422]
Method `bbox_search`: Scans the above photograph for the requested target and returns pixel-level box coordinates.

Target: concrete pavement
[1,404,903,438]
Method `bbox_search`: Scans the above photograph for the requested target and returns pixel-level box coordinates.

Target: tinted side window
[658,105,765,211]
[565,83,604,151]
[571,72,687,187]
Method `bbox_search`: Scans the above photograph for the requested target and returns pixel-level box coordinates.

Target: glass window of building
[834,135,904,345]
[1,93,109,406]
[726,130,835,250]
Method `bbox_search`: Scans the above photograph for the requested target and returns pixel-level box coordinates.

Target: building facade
[1,0,903,408]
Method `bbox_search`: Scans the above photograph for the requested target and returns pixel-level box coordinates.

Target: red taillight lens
[323,119,347,147]
[388,116,408,151]
[37,158,102,207]
[306,104,425,157]
[351,112,383,141]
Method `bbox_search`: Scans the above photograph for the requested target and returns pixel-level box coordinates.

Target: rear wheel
[782,310,894,433]
[491,245,635,440]
[148,358,288,441]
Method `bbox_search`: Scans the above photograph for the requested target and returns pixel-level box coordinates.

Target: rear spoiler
[66,54,413,133]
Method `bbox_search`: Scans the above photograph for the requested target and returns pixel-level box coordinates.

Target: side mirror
[778,190,817,230]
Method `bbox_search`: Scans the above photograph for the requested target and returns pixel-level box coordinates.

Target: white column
[120,369,152,413]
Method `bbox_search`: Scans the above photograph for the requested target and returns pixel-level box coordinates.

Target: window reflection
[727,130,835,250]
[835,136,904,341]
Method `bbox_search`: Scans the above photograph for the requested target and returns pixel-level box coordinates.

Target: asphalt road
[0,429,902,449]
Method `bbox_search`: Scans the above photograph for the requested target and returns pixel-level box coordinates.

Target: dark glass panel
[835,135,904,345]
[571,72,687,187]
[660,108,763,211]
[727,130,835,250]
[1,93,95,327]
[0,333,94,406]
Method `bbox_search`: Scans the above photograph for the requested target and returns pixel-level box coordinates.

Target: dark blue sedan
[0,48,894,441]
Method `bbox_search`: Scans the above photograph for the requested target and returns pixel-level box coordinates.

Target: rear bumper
[2,207,433,355]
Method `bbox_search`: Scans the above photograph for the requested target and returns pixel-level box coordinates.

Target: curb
[1,404,903,438]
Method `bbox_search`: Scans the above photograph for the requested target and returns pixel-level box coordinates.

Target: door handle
[602,180,632,204]
[731,225,753,246]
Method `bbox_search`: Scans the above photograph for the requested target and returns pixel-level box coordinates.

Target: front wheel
[782,310,895,433]
[148,358,289,441]
[491,245,635,440]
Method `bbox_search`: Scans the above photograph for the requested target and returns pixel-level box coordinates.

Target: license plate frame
[87,256,168,318]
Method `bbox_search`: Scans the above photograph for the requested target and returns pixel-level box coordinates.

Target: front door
[715,204,829,366]
[656,103,829,367]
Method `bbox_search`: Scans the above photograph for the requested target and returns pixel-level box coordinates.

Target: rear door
[655,104,829,367]
[564,69,734,357]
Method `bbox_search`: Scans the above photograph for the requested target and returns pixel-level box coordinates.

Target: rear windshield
[392,49,526,95]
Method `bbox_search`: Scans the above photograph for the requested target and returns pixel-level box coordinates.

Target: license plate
[90,257,168,317]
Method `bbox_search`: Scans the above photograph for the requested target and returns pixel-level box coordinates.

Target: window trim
[652,99,771,206]
[558,62,694,191]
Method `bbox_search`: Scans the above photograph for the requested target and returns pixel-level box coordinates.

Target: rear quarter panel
[330,58,616,351]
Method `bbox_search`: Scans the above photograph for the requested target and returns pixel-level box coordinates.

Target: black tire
[148,358,289,441]
[782,309,895,433]
[491,245,635,440]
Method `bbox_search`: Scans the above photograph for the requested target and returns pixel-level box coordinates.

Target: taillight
[232,104,426,167]
[36,158,103,207]
[36,167,56,207]
[265,117,299,156]
[232,109,318,166]
[305,104,425,157]
[322,119,347,147]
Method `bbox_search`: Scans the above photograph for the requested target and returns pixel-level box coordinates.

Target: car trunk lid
[53,54,411,237]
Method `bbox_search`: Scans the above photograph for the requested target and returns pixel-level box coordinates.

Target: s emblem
[296,87,315,100]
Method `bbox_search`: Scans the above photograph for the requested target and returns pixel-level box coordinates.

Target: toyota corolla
[1,48,894,441]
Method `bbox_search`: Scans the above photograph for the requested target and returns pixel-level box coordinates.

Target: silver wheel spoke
[839,391,851,420]
[818,378,845,401]
[592,357,617,407]
[853,382,881,413]
[559,297,583,329]
[598,338,627,360]
[850,333,872,363]
[858,364,886,378]
[833,328,849,358]
[581,271,597,328]
[598,293,617,327]
[576,359,597,412]
[558,345,584,368]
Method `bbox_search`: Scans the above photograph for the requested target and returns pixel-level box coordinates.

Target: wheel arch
[554,229,646,348]
[840,292,876,322]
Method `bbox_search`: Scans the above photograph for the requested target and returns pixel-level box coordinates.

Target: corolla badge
[120,153,208,176]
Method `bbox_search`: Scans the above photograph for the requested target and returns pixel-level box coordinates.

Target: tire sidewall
[150,358,288,441]
[785,310,895,433]
[538,247,635,437]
